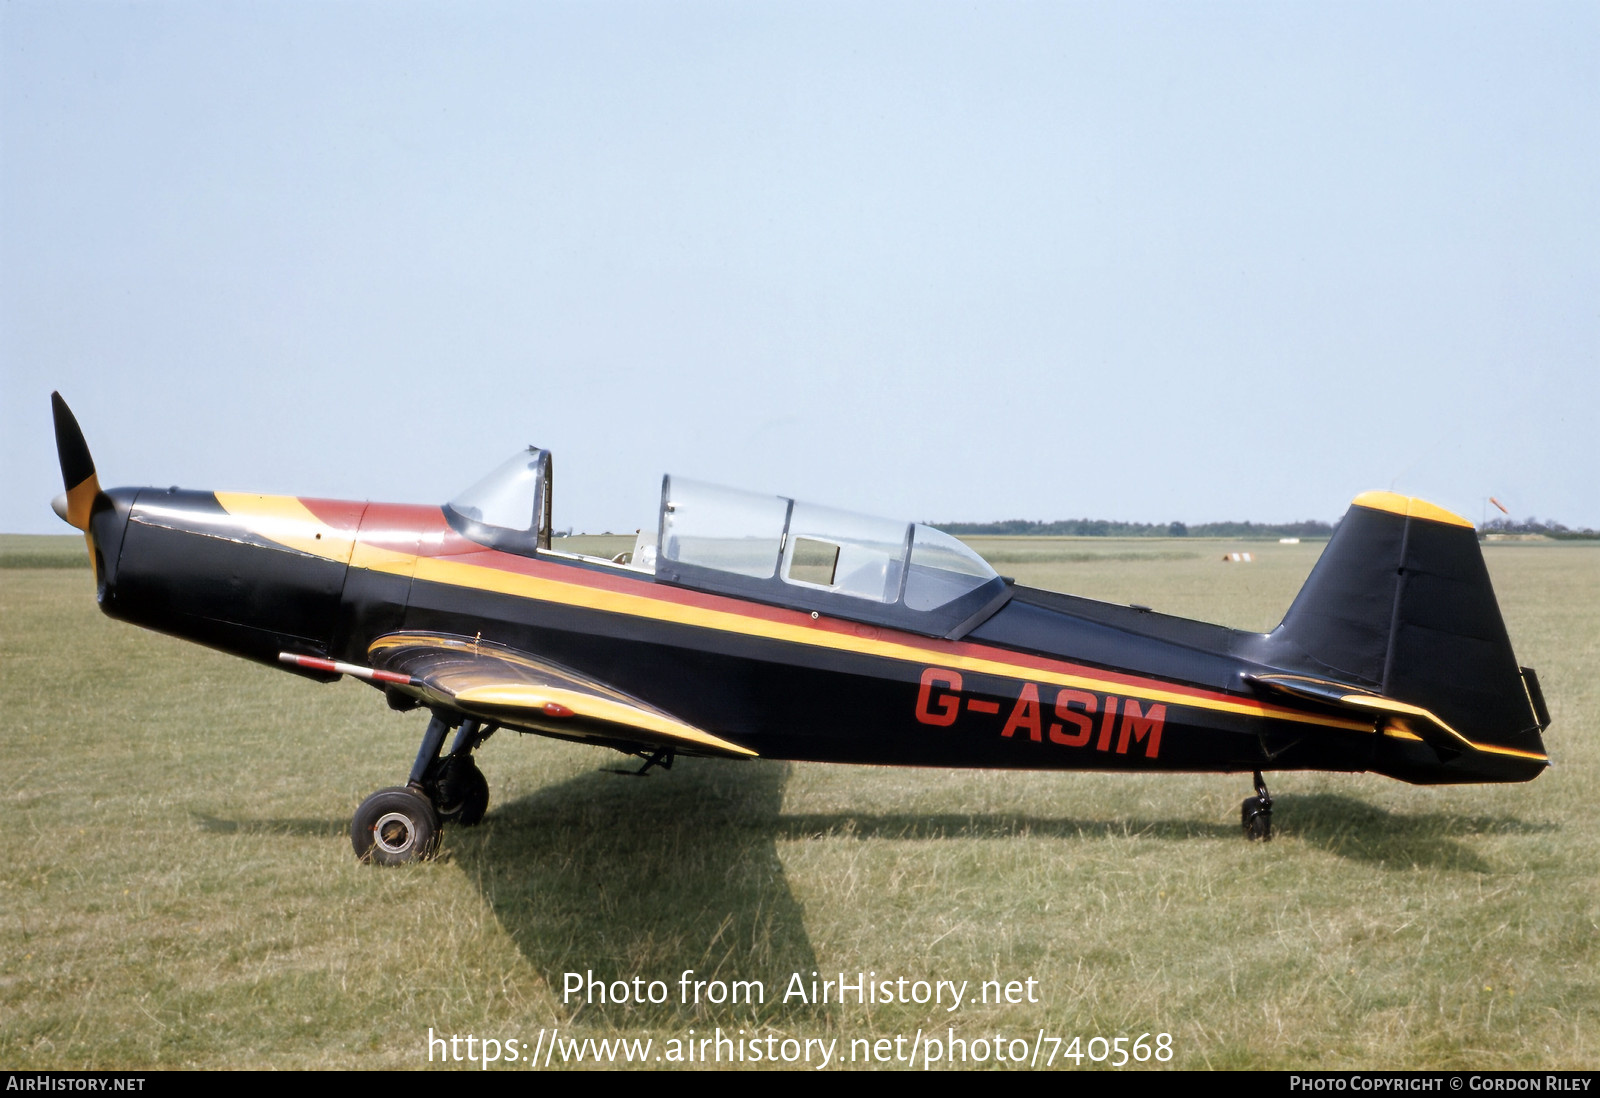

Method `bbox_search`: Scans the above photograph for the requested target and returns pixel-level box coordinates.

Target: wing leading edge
[365,631,756,759]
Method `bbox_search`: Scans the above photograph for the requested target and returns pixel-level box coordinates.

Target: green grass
[0,534,89,569]
[1,536,1596,1069]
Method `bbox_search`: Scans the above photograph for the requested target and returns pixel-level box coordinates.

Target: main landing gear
[351,712,497,865]
[1241,770,1273,842]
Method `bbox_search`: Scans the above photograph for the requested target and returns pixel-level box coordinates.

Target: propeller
[50,392,101,531]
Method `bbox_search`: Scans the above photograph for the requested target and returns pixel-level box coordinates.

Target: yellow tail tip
[1351,491,1473,529]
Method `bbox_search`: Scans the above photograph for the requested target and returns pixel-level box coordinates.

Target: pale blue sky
[4,1,1596,535]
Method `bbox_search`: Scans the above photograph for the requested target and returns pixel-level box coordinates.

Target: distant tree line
[1480,517,1599,540]
[932,518,1335,539]
[932,515,1599,540]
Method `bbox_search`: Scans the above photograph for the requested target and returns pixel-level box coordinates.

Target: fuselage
[86,484,1547,785]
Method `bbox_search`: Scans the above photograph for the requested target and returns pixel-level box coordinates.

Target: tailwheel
[1240,770,1273,842]
[352,787,440,865]
[425,755,490,827]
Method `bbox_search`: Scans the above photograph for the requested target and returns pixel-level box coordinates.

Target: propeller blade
[51,392,101,531]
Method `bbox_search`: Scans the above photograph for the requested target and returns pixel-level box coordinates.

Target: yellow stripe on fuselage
[214,492,417,575]
[213,492,361,564]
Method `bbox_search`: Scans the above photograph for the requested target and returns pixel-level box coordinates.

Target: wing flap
[368,631,756,759]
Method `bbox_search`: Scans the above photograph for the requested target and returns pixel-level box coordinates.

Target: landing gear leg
[1241,771,1273,841]
[407,711,454,789]
[422,716,494,827]
[425,717,492,832]
[351,712,497,865]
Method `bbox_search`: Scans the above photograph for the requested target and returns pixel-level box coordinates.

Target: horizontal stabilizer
[1245,670,1548,769]
[1245,672,1477,756]
[367,631,756,759]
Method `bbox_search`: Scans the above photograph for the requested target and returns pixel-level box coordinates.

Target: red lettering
[1050,688,1097,747]
[1116,699,1166,758]
[1000,682,1043,741]
[1096,697,1120,751]
[916,668,962,726]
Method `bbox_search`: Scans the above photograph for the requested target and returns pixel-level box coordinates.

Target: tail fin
[1258,491,1547,765]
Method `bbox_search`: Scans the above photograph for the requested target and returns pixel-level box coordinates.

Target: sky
[3,1,1596,536]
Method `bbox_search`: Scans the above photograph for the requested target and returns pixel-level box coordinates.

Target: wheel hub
[373,811,417,855]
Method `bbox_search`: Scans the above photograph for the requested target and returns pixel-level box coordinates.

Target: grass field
[2,533,1596,1069]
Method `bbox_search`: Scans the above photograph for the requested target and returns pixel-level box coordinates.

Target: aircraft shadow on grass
[1265,792,1556,872]
[192,813,344,837]
[195,759,818,1026]
[776,792,1554,873]
[445,757,821,1027]
[194,770,1555,1024]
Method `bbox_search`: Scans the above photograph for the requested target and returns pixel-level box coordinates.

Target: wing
[363,631,756,759]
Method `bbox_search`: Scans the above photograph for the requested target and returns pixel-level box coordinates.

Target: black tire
[424,756,490,826]
[351,787,440,865]
[1241,796,1272,842]
[453,764,490,827]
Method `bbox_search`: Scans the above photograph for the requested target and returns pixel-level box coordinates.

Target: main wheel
[424,756,491,827]
[1241,796,1273,842]
[351,787,440,865]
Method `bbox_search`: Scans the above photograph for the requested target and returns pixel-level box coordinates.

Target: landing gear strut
[426,754,490,826]
[351,711,497,864]
[1241,770,1273,841]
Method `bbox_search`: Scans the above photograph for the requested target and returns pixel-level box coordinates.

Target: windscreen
[445,447,552,553]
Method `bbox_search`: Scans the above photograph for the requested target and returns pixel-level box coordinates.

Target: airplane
[48,393,1551,864]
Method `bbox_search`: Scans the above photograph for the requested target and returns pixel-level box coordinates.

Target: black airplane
[50,393,1550,864]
